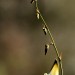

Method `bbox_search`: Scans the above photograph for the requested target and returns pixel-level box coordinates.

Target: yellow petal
[49,59,59,75]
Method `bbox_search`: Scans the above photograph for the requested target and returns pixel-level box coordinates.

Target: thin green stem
[33,0,63,75]
[35,0,60,62]
[40,13,60,58]
[40,12,63,75]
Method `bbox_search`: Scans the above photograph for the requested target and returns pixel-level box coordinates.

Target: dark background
[0,0,75,75]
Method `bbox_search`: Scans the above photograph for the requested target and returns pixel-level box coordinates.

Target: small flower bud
[43,26,47,35]
[31,0,35,4]
[36,9,40,19]
[44,73,48,75]
[59,52,62,61]
[45,44,49,55]
[36,13,39,19]
[50,42,54,45]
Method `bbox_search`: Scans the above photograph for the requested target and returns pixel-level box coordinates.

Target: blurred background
[0,0,75,75]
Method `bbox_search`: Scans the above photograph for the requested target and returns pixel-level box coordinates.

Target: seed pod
[45,44,49,55]
[36,9,40,19]
[43,26,47,35]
